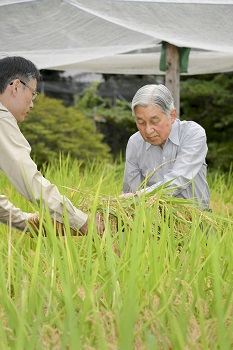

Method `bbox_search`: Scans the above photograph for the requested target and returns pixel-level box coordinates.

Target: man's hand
[79,212,105,237]
[27,212,107,238]
[119,191,141,199]
[119,192,135,199]
[27,214,77,237]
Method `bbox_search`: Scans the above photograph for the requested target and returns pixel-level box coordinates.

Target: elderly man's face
[135,104,176,147]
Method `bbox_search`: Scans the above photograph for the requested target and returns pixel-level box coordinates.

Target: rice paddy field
[0,157,232,350]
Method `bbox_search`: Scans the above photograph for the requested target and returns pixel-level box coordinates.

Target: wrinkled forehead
[134,104,166,117]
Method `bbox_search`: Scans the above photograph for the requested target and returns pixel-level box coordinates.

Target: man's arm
[122,138,143,193]
[0,195,33,231]
[0,116,88,231]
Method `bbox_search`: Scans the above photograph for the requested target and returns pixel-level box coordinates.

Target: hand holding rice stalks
[27,212,111,238]
[27,213,78,237]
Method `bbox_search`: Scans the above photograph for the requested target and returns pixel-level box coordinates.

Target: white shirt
[0,103,87,231]
[122,119,210,209]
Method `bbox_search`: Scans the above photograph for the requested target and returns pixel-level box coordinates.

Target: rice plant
[0,157,232,349]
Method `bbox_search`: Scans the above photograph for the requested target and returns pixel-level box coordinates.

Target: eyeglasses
[19,80,39,100]
[10,79,39,100]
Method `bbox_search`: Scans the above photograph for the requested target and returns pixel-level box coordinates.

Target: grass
[0,156,233,349]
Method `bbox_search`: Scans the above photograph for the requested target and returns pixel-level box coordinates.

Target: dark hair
[0,56,42,93]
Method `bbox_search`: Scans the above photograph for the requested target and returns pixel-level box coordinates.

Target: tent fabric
[0,0,233,75]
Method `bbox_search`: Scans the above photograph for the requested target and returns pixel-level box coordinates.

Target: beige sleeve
[0,195,31,231]
[0,113,88,230]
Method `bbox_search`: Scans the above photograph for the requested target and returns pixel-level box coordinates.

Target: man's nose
[145,123,155,134]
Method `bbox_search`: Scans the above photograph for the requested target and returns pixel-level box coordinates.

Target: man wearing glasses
[0,56,96,235]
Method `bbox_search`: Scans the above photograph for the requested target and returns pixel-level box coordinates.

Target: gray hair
[131,84,175,117]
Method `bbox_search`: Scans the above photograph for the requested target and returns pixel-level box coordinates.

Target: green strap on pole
[159,41,191,73]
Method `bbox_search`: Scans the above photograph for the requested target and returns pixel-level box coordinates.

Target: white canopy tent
[1,0,233,74]
[1,0,233,110]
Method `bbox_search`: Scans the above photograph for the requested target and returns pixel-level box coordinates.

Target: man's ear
[170,108,177,123]
[10,79,20,97]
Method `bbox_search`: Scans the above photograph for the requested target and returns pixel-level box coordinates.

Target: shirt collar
[145,119,180,150]
[168,119,180,146]
[0,102,8,112]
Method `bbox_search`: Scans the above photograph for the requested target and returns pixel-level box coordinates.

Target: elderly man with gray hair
[122,84,210,210]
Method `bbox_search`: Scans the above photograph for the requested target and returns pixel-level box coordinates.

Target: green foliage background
[74,75,233,173]
[20,73,233,173]
[74,83,136,159]
[19,95,111,166]
[180,73,233,172]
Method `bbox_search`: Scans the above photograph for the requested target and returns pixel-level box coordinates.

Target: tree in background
[180,73,233,172]
[74,83,137,159]
[75,76,233,173]
[19,95,111,167]
[23,71,233,173]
